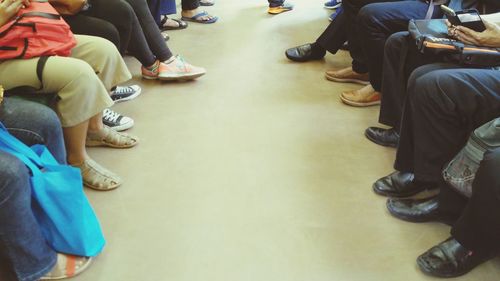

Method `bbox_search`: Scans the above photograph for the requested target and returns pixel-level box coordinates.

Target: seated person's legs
[0,99,90,281]
[374,66,500,197]
[341,0,438,106]
[0,35,138,190]
[386,149,500,277]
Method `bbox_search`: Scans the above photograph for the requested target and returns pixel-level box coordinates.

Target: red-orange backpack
[0,0,76,60]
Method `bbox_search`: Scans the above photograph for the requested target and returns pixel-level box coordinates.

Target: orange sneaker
[325,66,370,85]
[340,85,381,107]
[158,55,206,81]
[141,60,160,80]
[268,1,294,14]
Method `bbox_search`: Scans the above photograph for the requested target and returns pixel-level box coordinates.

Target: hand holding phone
[440,5,486,32]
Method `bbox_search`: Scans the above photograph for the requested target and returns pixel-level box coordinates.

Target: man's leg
[357,0,435,92]
[395,67,500,183]
[452,148,500,254]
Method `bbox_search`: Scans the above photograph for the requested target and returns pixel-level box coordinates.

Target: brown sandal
[86,126,138,148]
[73,158,123,191]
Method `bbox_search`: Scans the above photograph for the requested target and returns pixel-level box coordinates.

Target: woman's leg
[63,14,121,52]
[123,0,173,62]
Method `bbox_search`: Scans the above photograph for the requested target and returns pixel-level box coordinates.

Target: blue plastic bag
[0,123,105,257]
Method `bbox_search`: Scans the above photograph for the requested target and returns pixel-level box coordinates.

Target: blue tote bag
[0,123,105,257]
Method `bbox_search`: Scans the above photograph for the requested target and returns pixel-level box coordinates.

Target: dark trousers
[316,0,404,74]
[357,0,436,91]
[66,0,173,66]
[394,64,500,182]
[379,32,441,129]
[182,0,199,10]
[268,0,285,7]
[437,149,500,254]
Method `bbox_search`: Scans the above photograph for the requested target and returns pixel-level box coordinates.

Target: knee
[410,69,449,106]
[385,32,409,53]
[81,37,121,64]
[482,148,500,166]
[95,21,121,50]
[357,4,378,27]
[0,153,30,196]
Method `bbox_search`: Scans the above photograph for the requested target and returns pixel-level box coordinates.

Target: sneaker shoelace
[113,86,134,96]
[103,109,122,123]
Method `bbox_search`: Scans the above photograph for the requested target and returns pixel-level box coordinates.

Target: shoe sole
[268,8,293,14]
[112,88,142,103]
[340,94,380,107]
[386,202,455,226]
[41,258,94,280]
[364,130,398,148]
[158,72,206,81]
[285,52,324,63]
[325,73,370,85]
[324,4,341,9]
[372,183,438,198]
[107,119,134,132]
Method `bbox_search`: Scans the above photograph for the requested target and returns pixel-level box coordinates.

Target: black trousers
[66,0,173,66]
[316,0,401,74]
[379,32,441,129]
[182,0,199,10]
[437,149,500,255]
[394,64,500,182]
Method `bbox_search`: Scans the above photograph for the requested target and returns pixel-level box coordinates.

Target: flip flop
[181,11,218,24]
[160,17,188,31]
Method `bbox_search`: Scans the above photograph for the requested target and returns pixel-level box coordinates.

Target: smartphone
[440,5,486,32]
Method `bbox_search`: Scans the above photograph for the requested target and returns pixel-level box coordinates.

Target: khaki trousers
[0,35,132,127]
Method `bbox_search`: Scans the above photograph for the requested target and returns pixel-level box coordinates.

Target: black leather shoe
[285,43,325,62]
[386,196,456,225]
[365,127,399,148]
[373,172,438,197]
[417,238,495,278]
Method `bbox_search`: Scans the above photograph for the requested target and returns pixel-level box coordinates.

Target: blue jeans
[268,0,284,7]
[0,97,66,281]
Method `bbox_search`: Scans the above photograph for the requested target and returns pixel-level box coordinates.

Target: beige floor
[75,1,500,280]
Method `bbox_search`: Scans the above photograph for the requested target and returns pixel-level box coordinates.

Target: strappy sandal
[160,16,188,30]
[73,158,123,191]
[41,254,93,280]
[86,125,138,148]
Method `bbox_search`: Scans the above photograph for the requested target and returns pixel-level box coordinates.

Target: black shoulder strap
[4,56,50,95]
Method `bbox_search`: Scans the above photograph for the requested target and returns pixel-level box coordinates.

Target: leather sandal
[41,254,92,280]
[73,158,123,191]
[86,125,138,148]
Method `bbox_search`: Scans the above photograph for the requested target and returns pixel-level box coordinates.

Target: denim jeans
[0,97,66,281]
[268,0,284,7]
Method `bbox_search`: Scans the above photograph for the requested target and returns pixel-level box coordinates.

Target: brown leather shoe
[340,85,381,107]
[325,66,370,85]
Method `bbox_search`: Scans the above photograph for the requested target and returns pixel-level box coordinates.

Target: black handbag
[408,19,500,67]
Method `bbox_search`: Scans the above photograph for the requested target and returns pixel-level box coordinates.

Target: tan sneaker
[340,85,381,107]
[325,66,370,85]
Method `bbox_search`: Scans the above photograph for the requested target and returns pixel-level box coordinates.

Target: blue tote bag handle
[0,122,105,257]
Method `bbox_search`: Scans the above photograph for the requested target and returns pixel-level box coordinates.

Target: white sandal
[73,158,123,191]
[41,254,93,280]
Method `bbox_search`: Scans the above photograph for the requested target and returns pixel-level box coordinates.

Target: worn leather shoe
[417,238,495,278]
[325,66,370,85]
[340,85,380,107]
[373,172,438,198]
[285,43,325,62]
[386,196,456,225]
[365,127,399,148]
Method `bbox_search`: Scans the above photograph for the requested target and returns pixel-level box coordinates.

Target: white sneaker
[102,108,134,131]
